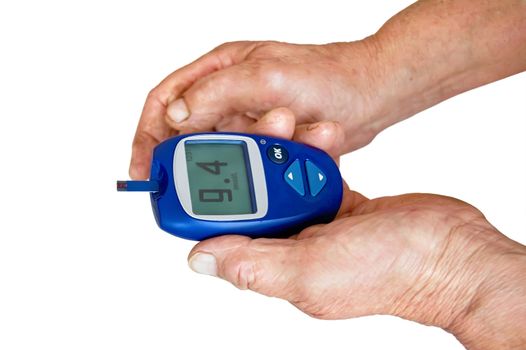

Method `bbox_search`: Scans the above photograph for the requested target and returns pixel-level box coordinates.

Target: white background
[0,1,524,349]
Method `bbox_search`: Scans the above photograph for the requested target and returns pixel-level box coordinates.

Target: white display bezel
[173,134,268,221]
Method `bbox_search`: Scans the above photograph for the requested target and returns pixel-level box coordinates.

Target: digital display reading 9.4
[185,141,256,215]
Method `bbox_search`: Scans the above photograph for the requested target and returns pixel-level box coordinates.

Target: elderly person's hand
[129,0,526,180]
[188,109,526,350]
[129,40,377,178]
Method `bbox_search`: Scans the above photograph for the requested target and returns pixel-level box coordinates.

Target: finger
[157,41,260,107]
[188,235,304,300]
[179,107,293,139]
[175,114,256,135]
[293,121,346,160]
[214,114,256,133]
[165,61,287,132]
[247,107,296,140]
[130,41,259,179]
[130,101,176,179]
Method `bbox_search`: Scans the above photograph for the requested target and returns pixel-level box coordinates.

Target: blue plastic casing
[148,132,343,241]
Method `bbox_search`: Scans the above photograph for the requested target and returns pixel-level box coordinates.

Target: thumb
[188,235,304,300]
[165,64,281,131]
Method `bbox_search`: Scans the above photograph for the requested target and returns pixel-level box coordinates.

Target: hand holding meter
[117,133,343,240]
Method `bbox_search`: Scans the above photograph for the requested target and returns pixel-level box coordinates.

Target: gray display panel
[185,141,255,215]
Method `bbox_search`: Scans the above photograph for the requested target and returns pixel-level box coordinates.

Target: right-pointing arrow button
[305,160,327,197]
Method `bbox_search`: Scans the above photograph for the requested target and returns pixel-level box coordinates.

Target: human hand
[129,40,383,179]
[187,110,526,350]
[130,0,526,181]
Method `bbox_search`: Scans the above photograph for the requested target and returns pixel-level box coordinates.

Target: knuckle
[147,85,174,106]
[213,41,242,52]
[252,40,284,54]
[214,40,261,52]
[211,41,254,67]
[225,256,258,291]
[132,130,154,149]
[146,87,161,101]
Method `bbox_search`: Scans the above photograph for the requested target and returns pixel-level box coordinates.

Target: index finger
[129,41,260,179]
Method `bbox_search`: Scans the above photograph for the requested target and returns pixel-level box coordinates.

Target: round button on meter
[267,144,289,164]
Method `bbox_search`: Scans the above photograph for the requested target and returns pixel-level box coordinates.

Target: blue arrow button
[284,159,305,196]
[305,160,327,196]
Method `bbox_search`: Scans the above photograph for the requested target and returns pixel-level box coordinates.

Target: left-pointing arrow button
[283,159,305,196]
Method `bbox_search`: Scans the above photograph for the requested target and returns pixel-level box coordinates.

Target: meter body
[118,133,343,240]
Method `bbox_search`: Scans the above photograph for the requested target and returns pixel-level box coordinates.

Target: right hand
[130,40,384,179]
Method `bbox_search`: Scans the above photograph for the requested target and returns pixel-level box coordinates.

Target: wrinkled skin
[130,41,381,179]
[187,110,526,350]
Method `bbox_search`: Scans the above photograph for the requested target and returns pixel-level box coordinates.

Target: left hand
[129,40,383,179]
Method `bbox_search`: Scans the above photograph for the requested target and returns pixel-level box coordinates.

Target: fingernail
[188,253,217,276]
[167,98,190,123]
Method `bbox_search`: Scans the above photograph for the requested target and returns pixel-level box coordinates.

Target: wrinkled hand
[129,40,383,179]
[187,110,526,349]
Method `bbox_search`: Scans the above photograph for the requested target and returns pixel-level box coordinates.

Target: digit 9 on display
[117,133,343,240]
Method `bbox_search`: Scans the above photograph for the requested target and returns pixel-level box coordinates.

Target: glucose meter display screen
[185,141,256,215]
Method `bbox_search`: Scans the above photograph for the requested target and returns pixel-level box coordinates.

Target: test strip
[116,180,159,192]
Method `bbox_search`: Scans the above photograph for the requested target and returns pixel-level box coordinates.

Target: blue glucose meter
[117,133,343,240]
